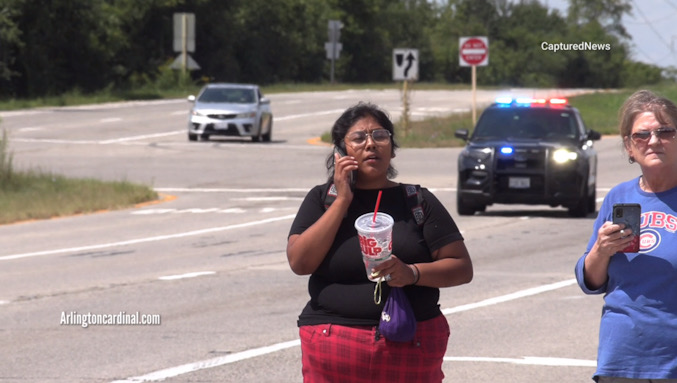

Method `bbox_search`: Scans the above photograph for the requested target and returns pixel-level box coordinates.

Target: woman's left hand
[372,255,416,287]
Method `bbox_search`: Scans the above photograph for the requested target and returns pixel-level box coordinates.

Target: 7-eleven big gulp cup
[354,212,394,282]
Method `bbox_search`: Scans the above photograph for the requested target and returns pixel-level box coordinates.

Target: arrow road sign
[393,49,419,81]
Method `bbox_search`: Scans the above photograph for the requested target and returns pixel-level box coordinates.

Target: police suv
[454,97,601,217]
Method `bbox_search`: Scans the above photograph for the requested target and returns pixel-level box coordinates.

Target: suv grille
[496,147,546,171]
[495,147,547,194]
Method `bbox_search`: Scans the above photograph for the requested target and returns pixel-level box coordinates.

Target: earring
[628,156,635,164]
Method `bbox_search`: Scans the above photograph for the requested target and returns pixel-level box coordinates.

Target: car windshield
[472,108,579,141]
[197,88,256,104]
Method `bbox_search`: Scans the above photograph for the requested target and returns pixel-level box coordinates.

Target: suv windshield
[198,88,256,104]
[472,108,579,141]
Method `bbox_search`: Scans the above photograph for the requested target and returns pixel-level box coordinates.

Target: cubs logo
[639,229,661,252]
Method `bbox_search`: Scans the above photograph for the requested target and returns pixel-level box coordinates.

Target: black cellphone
[612,203,641,253]
[333,146,356,189]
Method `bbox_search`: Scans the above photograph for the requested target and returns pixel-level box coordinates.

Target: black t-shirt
[288,182,464,327]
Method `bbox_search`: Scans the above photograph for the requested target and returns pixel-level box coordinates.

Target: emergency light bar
[495,97,569,106]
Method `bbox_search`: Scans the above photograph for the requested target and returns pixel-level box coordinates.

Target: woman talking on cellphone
[575,90,677,382]
[286,102,473,383]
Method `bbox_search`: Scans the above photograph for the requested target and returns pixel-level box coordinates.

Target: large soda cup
[354,212,394,282]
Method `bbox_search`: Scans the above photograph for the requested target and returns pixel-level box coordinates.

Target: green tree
[0,2,23,96]
[567,0,632,38]
[9,0,114,97]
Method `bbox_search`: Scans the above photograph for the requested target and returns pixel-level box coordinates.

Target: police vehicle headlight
[553,149,578,163]
[462,148,492,160]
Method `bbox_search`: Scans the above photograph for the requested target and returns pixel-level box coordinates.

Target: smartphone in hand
[612,203,641,253]
[333,146,356,189]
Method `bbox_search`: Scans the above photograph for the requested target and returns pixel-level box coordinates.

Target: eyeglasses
[345,129,392,147]
[630,127,677,143]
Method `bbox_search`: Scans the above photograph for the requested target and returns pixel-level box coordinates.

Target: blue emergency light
[500,146,514,154]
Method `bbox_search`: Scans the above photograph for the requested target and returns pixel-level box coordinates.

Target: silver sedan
[187,83,273,142]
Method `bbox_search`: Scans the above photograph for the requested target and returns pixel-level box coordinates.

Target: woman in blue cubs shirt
[575,90,677,382]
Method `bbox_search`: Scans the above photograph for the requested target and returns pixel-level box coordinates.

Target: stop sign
[459,37,489,66]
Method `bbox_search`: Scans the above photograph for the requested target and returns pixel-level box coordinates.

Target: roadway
[0,88,634,382]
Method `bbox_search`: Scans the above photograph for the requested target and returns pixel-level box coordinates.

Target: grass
[0,130,157,225]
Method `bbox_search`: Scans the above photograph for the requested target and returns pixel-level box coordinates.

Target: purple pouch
[379,287,417,342]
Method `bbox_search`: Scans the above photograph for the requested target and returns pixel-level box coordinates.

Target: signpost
[325,20,343,83]
[459,36,489,125]
[171,13,200,74]
[393,49,419,136]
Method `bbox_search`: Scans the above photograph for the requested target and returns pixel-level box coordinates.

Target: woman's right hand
[333,152,358,199]
[595,221,634,259]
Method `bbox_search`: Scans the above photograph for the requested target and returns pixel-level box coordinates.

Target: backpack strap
[323,183,339,210]
[323,183,425,226]
[402,184,425,226]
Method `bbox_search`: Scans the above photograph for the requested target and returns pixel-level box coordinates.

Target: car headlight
[236,111,257,119]
[462,147,492,160]
[552,149,578,163]
[190,109,205,117]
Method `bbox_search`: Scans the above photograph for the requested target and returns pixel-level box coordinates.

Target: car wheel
[456,192,477,216]
[251,124,262,142]
[188,133,198,141]
[200,134,210,141]
[588,184,597,213]
[262,119,273,142]
[568,185,590,218]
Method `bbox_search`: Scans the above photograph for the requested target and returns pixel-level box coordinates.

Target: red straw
[373,190,383,223]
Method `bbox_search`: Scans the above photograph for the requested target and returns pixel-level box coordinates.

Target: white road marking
[444,356,595,367]
[0,214,296,261]
[14,138,100,144]
[0,300,8,305]
[231,197,303,201]
[442,279,576,314]
[12,130,185,145]
[99,130,184,144]
[273,109,345,121]
[109,279,585,382]
[110,340,301,383]
[155,187,309,193]
[100,118,122,123]
[158,271,216,281]
[131,208,248,215]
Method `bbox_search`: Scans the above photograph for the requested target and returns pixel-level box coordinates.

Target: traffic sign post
[393,49,419,137]
[459,36,489,125]
[326,20,343,84]
[172,13,199,76]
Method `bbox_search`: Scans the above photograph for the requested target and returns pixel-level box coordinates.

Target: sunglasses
[630,127,677,143]
[345,129,392,147]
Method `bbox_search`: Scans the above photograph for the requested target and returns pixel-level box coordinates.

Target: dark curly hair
[325,102,399,182]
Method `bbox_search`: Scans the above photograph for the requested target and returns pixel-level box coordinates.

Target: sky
[540,0,677,68]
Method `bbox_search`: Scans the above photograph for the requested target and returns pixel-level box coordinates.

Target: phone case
[333,146,356,188]
[612,203,641,253]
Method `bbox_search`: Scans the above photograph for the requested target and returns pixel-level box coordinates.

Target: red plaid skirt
[299,314,449,383]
